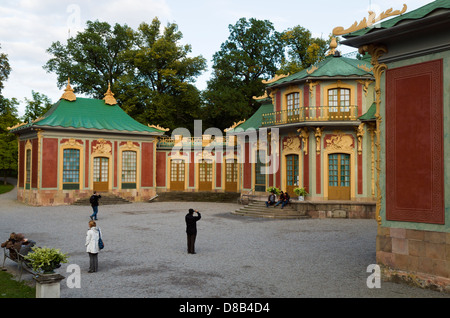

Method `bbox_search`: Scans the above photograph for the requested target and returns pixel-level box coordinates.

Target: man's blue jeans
[90,206,98,220]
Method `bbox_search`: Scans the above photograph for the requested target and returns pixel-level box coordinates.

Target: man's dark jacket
[185,212,201,235]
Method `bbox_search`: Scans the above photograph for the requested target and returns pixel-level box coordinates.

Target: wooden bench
[2,247,37,281]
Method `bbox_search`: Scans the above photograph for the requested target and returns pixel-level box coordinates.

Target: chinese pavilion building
[9,81,165,205]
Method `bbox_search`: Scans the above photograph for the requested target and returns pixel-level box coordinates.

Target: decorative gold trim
[297,128,309,156]
[148,124,169,132]
[7,122,26,131]
[92,139,112,156]
[103,83,117,105]
[308,81,320,99]
[356,79,374,96]
[332,4,407,36]
[359,44,388,225]
[355,123,365,155]
[253,92,268,100]
[60,78,76,101]
[326,37,338,56]
[357,64,374,73]
[224,120,246,133]
[314,127,324,154]
[306,65,318,75]
[262,73,289,84]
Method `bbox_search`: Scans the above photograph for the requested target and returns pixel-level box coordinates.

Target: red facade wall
[155,151,166,187]
[243,143,251,189]
[385,59,444,224]
[31,139,38,188]
[141,142,154,187]
[41,138,58,188]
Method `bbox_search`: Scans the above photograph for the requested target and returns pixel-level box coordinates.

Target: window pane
[122,151,137,183]
[63,149,80,183]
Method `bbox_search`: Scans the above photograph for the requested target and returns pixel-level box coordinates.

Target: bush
[24,247,69,274]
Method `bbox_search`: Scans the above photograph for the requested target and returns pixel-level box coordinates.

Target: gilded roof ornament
[60,78,77,101]
[224,119,246,133]
[148,124,169,132]
[103,83,117,105]
[306,65,318,75]
[326,37,338,56]
[253,92,268,100]
[262,73,289,84]
[332,4,407,36]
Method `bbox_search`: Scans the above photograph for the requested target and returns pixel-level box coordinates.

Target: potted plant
[294,187,308,201]
[266,187,281,195]
[24,247,69,274]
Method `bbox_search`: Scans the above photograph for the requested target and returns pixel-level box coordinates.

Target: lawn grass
[0,270,35,298]
[0,183,14,195]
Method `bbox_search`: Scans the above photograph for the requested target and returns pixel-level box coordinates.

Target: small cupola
[60,78,77,101]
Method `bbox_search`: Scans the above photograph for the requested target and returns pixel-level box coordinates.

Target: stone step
[72,194,132,206]
[154,191,241,203]
[232,201,310,220]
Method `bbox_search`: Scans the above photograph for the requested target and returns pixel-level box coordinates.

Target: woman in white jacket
[86,220,101,273]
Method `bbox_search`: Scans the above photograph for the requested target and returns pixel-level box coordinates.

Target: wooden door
[286,154,299,195]
[93,157,109,192]
[198,160,212,191]
[170,159,185,191]
[328,154,350,200]
[225,159,238,192]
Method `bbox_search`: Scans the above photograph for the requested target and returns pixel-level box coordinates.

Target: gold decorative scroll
[357,64,374,73]
[224,119,246,133]
[297,128,309,155]
[356,79,374,96]
[306,65,318,75]
[332,4,407,36]
[148,124,169,132]
[253,92,268,100]
[262,73,289,84]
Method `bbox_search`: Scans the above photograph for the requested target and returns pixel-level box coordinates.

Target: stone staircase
[153,191,241,203]
[72,193,132,206]
[232,200,311,219]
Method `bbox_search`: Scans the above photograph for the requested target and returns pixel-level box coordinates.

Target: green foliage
[278,26,331,75]
[293,187,308,196]
[22,90,53,122]
[44,18,207,133]
[202,18,284,131]
[24,247,69,274]
[0,44,11,94]
[267,187,281,195]
[0,96,19,180]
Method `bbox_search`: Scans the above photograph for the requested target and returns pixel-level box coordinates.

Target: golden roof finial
[60,77,76,101]
[327,37,338,56]
[103,82,117,106]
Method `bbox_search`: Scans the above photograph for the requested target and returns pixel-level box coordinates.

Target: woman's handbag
[98,228,104,250]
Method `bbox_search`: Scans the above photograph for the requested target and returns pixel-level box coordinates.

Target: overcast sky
[0,0,432,116]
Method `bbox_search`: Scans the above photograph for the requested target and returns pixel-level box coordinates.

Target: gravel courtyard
[1,183,448,298]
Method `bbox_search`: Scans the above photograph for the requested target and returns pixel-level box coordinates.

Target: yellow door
[328,154,351,200]
[170,159,185,191]
[198,160,213,191]
[225,159,238,192]
[93,157,109,192]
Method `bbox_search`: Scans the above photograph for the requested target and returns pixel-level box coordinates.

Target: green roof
[358,102,376,121]
[11,98,164,134]
[344,0,450,38]
[228,100,274,132]
[267,55,373,88]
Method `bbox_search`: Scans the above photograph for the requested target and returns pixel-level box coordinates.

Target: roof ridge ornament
[60,78,77,101]
[262,73,289,84]
[332,4,407,36]
[103,82,117,106]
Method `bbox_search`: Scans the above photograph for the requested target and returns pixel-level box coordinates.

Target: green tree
[279,27,331,74]
[44,20,135,98]
[202,18,284,130]
[116,18,206,132]
[0,44,11,94]
[22,90,53,122]
[0,96,19,184]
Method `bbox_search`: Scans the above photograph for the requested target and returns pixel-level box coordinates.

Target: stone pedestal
[33,273,65,298]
